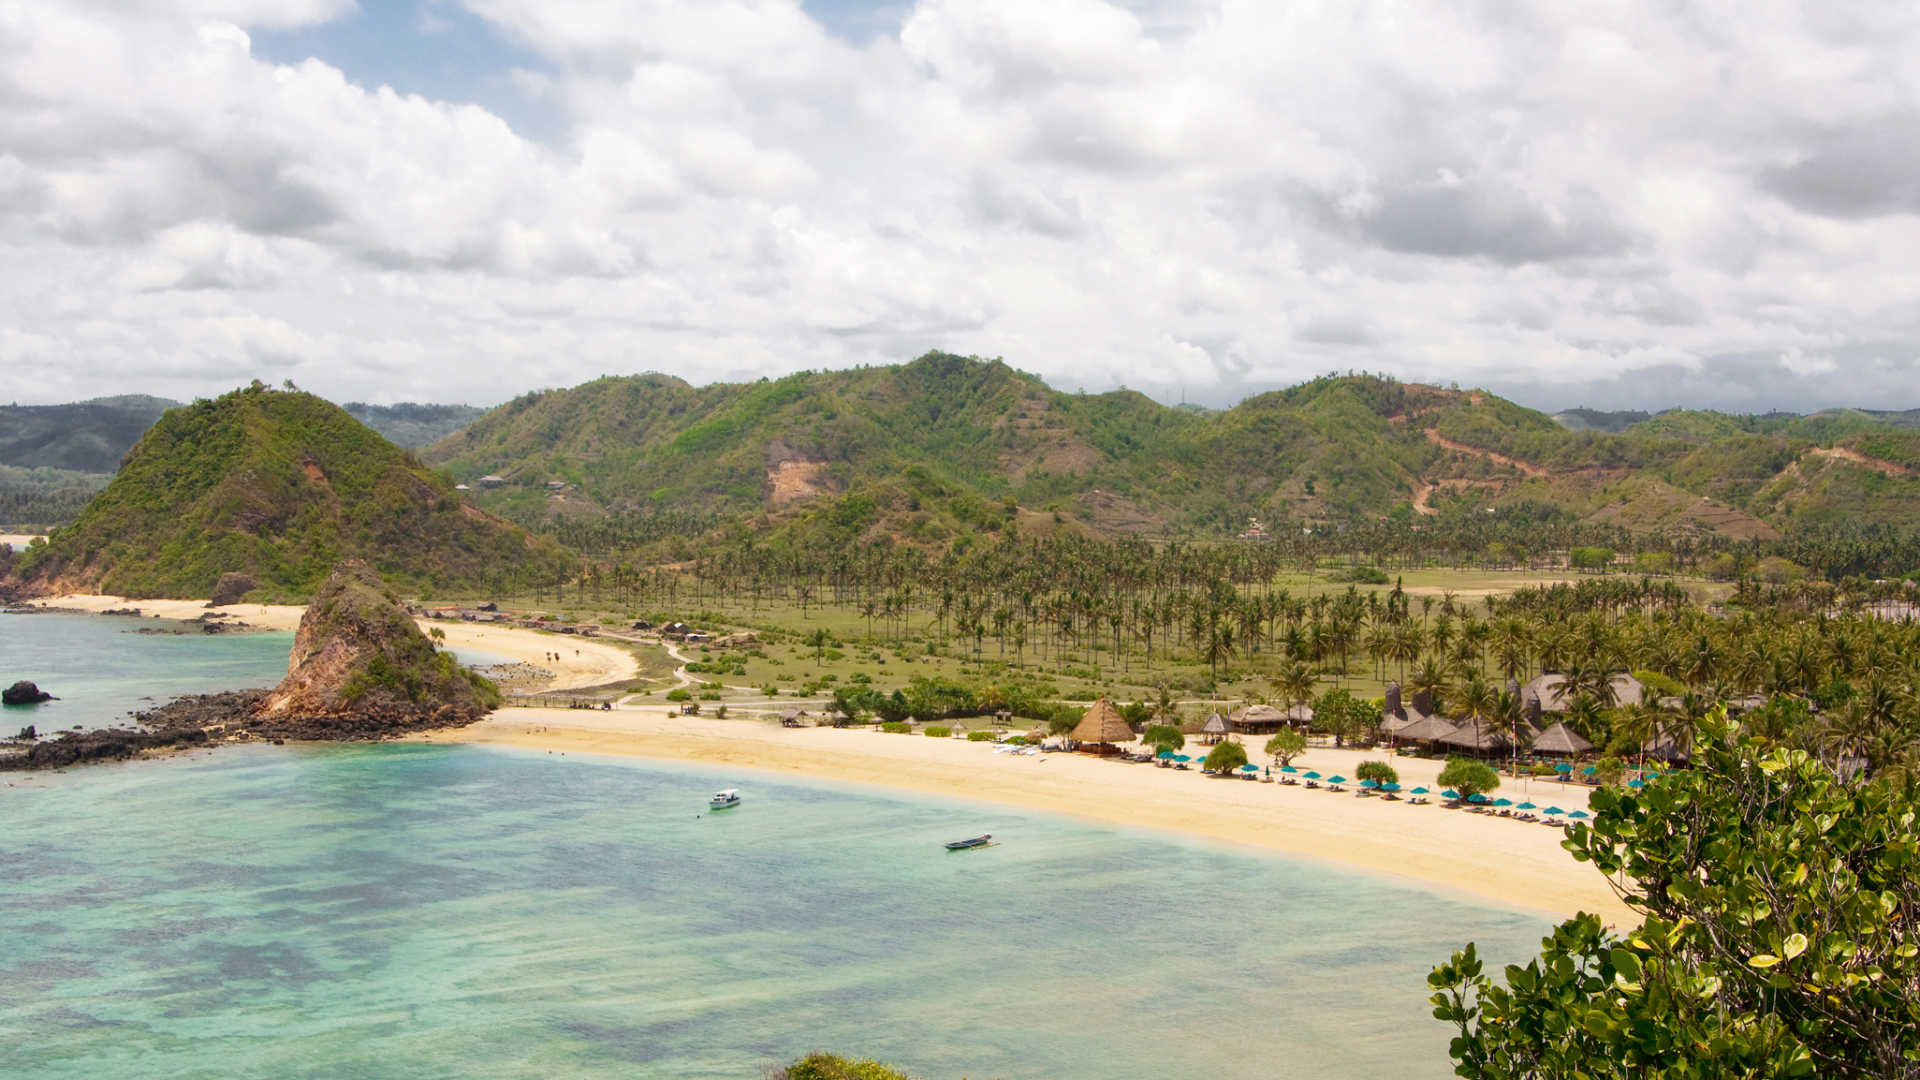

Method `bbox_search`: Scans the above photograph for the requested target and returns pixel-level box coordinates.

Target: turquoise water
[0,616,1551,1079]
[0,611,506,732]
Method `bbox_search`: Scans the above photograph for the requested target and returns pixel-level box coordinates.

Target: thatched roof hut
[1201,712,1230,739]
[1070,697,1136,746]
[1530,720,1593,756]
[1394,712,1460,744]
[1228,703,1307,733]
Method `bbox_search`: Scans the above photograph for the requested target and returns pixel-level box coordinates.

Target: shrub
[923,726,951,739]
[880,721,911,734]
[777,1052,916,1080]
[665,688,690,702]
[1005,735,1028,745]
[966,730,995,742]
[1204,741,1249,773]
[699,691,720,701]
[1437,756,1500,799]
[1355,759,1399,785]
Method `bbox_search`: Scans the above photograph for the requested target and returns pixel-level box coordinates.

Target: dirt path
[1424,429,1550,479]
[1809,445,1918,479]
[1411,476,1506,516]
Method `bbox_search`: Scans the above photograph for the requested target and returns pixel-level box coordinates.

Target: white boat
[709,788,741,809]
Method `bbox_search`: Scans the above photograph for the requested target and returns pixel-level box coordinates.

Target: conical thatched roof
[1071,697,1135,744]
[1530,720,1593,756]
[1201,711,1230,734]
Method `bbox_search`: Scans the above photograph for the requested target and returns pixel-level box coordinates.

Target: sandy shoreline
[35,594,641,692]
[0,534,45,549]
[436,708,1637,926]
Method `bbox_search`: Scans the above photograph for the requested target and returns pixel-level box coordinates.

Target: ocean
[0,613,1549,1079]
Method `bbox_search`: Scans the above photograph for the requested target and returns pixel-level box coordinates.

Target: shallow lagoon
[1,614,1550,1079]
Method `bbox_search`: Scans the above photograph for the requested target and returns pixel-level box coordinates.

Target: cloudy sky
[4,0,1920,413]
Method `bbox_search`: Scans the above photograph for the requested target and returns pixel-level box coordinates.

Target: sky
[4,0,1920,414]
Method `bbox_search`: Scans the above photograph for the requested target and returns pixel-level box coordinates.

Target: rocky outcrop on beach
[208,572,256,606]
[3,681,54,705]
[2,562,501,771]
[253,560,499,736]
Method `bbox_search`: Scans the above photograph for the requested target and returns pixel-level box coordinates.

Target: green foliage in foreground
[14,384,572,599]
[1430,711,1920,1078]
[772,1054,915,1080]
[1264,728,1306,766]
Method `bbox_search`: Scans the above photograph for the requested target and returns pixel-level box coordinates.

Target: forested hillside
[427,353,1920,547]
[9,384,573,599]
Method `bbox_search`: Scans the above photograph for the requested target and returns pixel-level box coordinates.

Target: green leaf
[1747,954,1780,968]
[1782,933,1808,960]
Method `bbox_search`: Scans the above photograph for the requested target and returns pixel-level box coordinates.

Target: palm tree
[1270,661,1317,715]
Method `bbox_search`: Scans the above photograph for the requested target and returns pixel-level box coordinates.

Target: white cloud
[3,0,1920,411]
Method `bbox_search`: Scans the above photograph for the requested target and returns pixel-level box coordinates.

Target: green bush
[779,1053,916,1080]
[966,730,995,741]
[923,726,951,739]
[1005,735,1029,745]
[880,721,911,734]
[665,688,690,702]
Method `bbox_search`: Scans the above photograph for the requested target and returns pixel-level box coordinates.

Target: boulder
[207,572,257,607]
[2,681,53,706]
[253,560,499,737]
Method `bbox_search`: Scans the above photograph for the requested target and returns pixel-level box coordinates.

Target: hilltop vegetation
[428,353,1920,551]
[9,383,572,600]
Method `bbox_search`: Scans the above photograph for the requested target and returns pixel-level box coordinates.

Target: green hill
[342,402,489,448]
[425,354,1920,547]
[10,383,572,599]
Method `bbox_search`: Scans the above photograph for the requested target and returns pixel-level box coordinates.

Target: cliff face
[255,561,499,736]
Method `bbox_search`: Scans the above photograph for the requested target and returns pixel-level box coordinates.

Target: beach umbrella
[1302,771,1321,780]
[1279,765,1298,774]
[1645,771,1661,779]
[1516,801,1537,810]
[1156,750,1174,760]
[1324,775,1348,785]
[1409,786,1430,795]
[1568,810,1591,819]
[1628,778,1644,788]
[1581,765,1597,775]
[1467,792,1490,804]
[1381,782,1402,792]
[1493,798,1514,807]
[1358,778,1379,789]
[1173,754,1192,763]
[1542,806,1565,816]
[1440,789,1461,800]
[1239,764,1259,774]
[1553,762,1572,773]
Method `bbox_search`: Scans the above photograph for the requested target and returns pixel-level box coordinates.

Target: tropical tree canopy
[1264,728,1307,766]
[1355,759,1398,785]
[1143,723,1184,752]
[1436,757,1500,799]
[1429,711,1920,1078]
[1204,741,1249,773]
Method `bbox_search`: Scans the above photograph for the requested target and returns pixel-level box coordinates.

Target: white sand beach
[0,534,46,549]
[436,708,1637,926]
[38,594,640,692]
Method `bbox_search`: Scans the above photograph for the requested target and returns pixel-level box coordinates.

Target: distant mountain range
[0,396,481,474]
[8,358,1920,548]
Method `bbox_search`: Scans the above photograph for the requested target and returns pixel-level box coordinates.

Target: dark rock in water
[14,725,34,740]
[208,572,257,607]
[100,607,143,616]
[0,726,211,771]
[2,681,54,705]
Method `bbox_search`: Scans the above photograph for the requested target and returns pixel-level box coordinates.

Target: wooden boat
[944,833,992,851]
[709,788,741,809]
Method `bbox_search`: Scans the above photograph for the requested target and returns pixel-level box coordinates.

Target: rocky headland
[1,561,499,771]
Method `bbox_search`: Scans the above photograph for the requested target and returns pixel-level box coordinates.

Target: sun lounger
[1304,780,1319,789]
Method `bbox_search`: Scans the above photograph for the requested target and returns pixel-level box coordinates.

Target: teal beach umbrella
[1381,782,1402,792]
[1441,789,1461,800]
[1302,771,1321,780]
[1409,786,1430,795]
[1568,810,1591,819]
[1239,763,1259,774]
[1516,801,1537,810]
[1358,778,1380,789]
[1467,792,1490,804]
[1324,775,1347,785]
